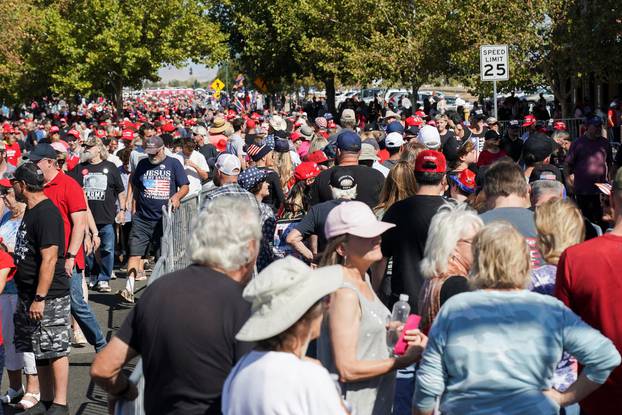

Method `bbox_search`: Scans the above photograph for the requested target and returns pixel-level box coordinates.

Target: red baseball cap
[162,123,176,133]
[415,150,446,173]
[294,162,321,181]
[2,124,14,134]
[306,150,329,164]
[95,129,107,139]
[553,121,567,131]
[290,131,302,142]
[246,119,257,129]
[122,130,135,141]
[415,110,426,118]
[406,116,424,127]
[522,114,536,127]
[66,129,80,140]
[49,126,60,134]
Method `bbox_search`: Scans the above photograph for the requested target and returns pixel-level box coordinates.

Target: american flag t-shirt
[142,168,172,200]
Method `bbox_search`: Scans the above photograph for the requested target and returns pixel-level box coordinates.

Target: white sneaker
[96,281,111,293]
[88,280,96,289]
[72,330,88,347]
[0,385,24,404]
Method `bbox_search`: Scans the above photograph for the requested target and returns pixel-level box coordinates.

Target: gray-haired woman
[418,203,483,333]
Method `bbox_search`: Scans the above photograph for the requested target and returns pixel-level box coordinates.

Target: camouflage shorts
[14,295,71,360]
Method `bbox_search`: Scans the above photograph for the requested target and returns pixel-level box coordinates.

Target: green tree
[18,0,227,113]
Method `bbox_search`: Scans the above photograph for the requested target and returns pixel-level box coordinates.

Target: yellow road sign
[211,78,225,91]
[213,90,221,99]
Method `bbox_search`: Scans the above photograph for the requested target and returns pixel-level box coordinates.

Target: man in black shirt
[309,130,385,208]
[12,162,71,415]
[376,150,448,311]
[286,171,357,262]
[69,136,126,293]
[91,196,260,415]
[500,120,524,162]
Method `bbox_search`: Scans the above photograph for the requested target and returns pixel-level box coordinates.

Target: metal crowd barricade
[498,118,584,139]
[115,190,205,415]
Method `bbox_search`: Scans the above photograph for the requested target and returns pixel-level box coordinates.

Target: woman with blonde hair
[414,222,620,415]
[418,203,483,333]
[374,161,417,218]
[532,199,586,411]
[272,142,295,192]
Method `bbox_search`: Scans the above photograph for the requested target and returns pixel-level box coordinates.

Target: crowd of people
[0,90,620,415]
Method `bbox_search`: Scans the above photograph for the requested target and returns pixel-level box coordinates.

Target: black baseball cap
[13,162,44,187]
[26,143,57,161]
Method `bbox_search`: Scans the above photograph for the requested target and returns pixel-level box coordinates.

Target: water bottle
[386,294,410,351]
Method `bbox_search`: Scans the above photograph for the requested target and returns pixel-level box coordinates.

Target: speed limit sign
[480,45,509,81]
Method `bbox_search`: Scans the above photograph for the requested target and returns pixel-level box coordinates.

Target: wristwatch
[66,252,76,259]
[34,294,46,302]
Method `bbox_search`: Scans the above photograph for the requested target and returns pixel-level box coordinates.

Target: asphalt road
[3,272,147,415]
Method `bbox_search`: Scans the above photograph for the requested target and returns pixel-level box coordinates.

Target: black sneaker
[22,401,47,415]
[46,403,69,415]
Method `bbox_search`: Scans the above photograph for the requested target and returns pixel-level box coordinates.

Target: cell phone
[393,314,421,356]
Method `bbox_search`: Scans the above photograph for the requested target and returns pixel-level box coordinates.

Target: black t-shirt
[116,264,253,415]
[294,199,345,254]
[381,195,447,312]
[257,167,285,212]
[14,199,68,299]
[310,165,385,208]
[501,136,524,162]
[69,160,124,224]
[198,144,219,164]
[439,130,455,148]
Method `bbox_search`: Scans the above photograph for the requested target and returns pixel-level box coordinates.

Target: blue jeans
[70,268,107,352]
[392,365,415,415]
[86,224,115,283]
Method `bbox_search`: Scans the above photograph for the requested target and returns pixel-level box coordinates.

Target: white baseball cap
[215,153,241,176]
[325,201,395,240]
[385,132,405,148]
[417,125,441,150]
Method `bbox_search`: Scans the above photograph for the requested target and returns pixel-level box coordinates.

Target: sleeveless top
[317,275,395,415]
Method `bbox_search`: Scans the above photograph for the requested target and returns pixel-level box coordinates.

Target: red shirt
[556,234,622,414]
[377,148,389,163]
[0,250,15,345]
[5,142,21,166]
[476,149,507,167]
[43,171,87,270]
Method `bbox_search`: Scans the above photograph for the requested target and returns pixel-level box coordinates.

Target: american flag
[143,178,170,199]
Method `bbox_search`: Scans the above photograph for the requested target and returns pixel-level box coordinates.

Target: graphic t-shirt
[14,199,68,299]
[310,165,386,209]
[70,160,124,224]
[131,156,189,221]
[4,142,21,166]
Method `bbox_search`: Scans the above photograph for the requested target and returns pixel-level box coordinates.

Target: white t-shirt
[107,153,123,167]
[222,350,346,415]
[182,150,209,195]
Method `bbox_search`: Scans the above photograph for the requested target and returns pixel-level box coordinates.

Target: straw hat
[209,117,227,134]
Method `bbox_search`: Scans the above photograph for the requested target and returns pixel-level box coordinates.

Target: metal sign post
[480,45,509,119]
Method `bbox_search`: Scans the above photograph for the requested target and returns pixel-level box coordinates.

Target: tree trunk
[114,78,123,118]
[325,75,336,115]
